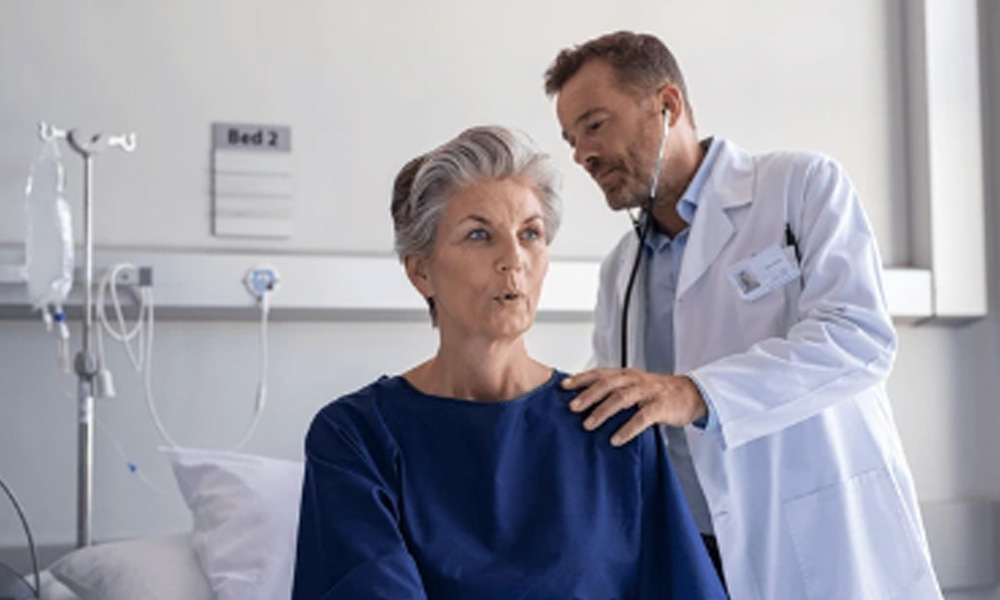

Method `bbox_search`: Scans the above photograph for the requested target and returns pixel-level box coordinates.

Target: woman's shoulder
[306,377,407,449]
[535,369,577,406]
[326,375,404,410]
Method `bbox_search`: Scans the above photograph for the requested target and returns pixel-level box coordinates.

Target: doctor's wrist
[683,373,718,431]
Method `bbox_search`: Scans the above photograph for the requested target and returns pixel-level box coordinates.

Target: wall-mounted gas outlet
[244,265,281,299]
[112,266,153,287]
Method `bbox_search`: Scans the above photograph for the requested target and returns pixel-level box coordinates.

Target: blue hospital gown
[292,370,726,599]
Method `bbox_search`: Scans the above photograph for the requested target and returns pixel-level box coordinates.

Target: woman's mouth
[494,291,523,304]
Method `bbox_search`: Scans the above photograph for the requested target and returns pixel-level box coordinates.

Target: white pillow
[162,447,303,600]
[48,533,212,600]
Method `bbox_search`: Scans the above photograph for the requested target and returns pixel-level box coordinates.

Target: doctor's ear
[659,105,673,134]
[655,84,685,123]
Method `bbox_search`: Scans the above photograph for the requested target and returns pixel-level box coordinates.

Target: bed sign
[211,122,294,239]
[212,122,291,152]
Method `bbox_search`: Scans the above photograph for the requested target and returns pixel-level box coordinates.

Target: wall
[0,1,996,597]
[893,2,1000,598]
[0,0,909,261]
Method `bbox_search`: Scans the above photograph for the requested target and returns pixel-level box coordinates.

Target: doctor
[545,31,943,599]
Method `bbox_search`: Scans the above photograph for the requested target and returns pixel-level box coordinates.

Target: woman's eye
[587,120,604,133]
[521,227,543,242]
[467,228,489,241]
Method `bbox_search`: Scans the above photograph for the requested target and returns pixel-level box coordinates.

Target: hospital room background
[0,0,998,598]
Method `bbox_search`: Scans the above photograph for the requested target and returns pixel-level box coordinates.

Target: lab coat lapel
[676,140,754,300]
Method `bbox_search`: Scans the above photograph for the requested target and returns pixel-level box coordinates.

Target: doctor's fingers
[610,407,663,447]
[562,367,626,391]
[567,370,638,412]
[580,383,648,432]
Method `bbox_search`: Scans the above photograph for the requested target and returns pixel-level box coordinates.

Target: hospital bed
[5,448,303,600]
[3,440,996,597]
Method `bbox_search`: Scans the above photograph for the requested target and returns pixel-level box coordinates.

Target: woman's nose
[496,238,525,273]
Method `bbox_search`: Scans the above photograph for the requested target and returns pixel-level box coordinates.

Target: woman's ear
[404,255,435,299]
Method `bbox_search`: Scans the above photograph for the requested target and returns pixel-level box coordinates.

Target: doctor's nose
[576,152,603,181]
[573,143,599,171]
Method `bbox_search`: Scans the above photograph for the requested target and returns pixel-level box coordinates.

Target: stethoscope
[620,107,671,368]
[617,119,807,369]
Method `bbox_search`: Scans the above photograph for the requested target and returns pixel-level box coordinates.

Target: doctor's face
[555,59,667,211]
[407,178,550,342]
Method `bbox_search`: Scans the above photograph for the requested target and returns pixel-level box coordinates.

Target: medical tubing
[0,474,40,598]
[140,294,181,448]
[95,314,107,381]
[231,294,270,451]
[140,287,270,451]
[54,308,71,374]
[621,213,652,368]
[96,264,148,372]
[93,416,165,496]
[96,262,272,451]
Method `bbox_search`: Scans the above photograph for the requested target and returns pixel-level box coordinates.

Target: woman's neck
[405,336,550,402]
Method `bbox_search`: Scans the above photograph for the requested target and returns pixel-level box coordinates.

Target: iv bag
[24,139,74,311]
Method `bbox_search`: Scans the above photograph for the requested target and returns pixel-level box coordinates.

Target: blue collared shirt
[643,137,721,533]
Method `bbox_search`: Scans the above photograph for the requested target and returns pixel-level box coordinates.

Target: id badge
[726,244,801,302]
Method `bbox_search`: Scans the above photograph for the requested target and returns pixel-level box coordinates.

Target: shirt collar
[643,137,721,250]
[677,136,721,223]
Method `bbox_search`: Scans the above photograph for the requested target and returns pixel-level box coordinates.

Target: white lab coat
[592,140,942,599]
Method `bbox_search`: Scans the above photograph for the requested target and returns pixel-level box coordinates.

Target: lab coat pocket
[733,281,788,346]
[784,468,924,600]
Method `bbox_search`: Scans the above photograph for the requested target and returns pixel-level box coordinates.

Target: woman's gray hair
[391,125,562,259]
[390,125,562,323]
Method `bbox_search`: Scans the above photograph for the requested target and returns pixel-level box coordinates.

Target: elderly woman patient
[291,126,725,599]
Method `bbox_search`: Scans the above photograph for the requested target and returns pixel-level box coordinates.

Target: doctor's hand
[562,369,707,447]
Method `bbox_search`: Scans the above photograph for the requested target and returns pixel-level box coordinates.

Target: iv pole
[38,122,137,548]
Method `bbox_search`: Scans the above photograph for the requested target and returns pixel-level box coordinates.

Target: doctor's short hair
[544,31,695,125]
[390,125,562,323]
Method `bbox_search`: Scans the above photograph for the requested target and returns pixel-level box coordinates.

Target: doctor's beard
[593,163,653,212]
[594,143,668,212]
[600,167,663,212]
